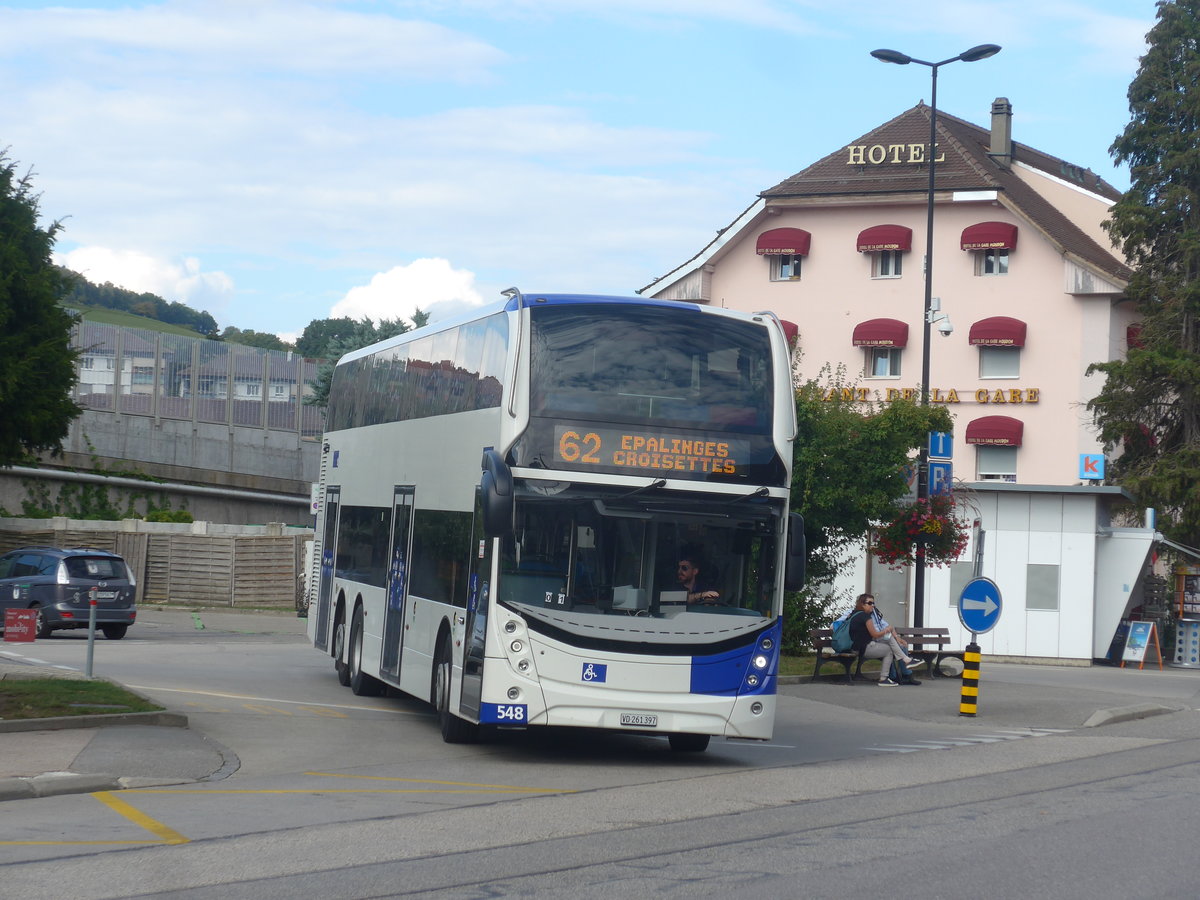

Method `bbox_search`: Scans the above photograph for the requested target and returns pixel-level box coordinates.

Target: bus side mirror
[481,449,514,538]
[784,512,806,591]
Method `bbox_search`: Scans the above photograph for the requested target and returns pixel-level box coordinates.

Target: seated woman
[847,593,923,686]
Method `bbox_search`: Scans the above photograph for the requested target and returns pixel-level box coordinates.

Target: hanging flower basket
[873,493,970,569]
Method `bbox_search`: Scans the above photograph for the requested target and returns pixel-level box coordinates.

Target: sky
[0,0,1157,342]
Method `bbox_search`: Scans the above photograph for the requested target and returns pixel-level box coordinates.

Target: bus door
[460,488,492,718]
[381,486,414,678]
[314,486,340,653]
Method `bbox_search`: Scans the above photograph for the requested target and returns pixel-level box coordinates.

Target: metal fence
[72,322,326,438]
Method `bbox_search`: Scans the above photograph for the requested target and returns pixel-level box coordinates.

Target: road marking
[305,772,573,793]
[93,791,190,844]
[127,684,425,716]
[867,728,1069,753]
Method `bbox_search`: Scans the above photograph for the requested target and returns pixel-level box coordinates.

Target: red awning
[961,222,1018,250]
[969,316,1027,347]
[1127,324,1144,349]
[756,227,811,256]
[852,318,909,348]
[965,415,1023,446]
[779,319,799,345]
[856,224,912,252]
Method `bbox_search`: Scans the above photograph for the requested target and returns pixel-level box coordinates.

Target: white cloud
[0,1,507,79]
[56,246,234,313]
[331,259,486,325]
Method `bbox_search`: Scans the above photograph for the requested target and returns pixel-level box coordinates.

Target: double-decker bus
[306,291,804,751]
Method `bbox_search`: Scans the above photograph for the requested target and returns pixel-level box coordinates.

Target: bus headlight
[510,640,523,653]
[751,702,764,715]
[504,620,518,634]
[747,674,760,687]
[517,659,530,672]
[753,654,769,670]
[760,637,773,651]
[507,687,521,700]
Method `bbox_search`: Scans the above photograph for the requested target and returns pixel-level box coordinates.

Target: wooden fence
[0,517,311,610]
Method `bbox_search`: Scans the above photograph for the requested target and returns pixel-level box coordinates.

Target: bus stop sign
[958,577,1002,635]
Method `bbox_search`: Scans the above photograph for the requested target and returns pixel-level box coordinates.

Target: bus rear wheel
[434,636,479,744]
[668,733,710,752]
[348,606,383,696]
[334,615,351,686]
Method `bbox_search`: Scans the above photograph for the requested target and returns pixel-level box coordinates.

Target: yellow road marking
[93,791,190,844]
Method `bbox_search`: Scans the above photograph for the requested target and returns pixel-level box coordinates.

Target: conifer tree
[1089,0,1200,546]
[0,152,80,465]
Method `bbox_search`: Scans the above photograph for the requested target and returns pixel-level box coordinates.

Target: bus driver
[676,556,719,605]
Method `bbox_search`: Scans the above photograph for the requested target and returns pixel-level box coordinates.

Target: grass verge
[0,678,163,720]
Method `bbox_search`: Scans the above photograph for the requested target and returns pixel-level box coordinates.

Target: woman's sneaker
[877,677,899,686]
[904,658,925,670]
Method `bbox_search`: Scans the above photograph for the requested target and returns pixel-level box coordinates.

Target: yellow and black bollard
[959,642,981,717]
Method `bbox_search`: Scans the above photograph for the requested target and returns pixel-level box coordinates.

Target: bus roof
[336,292,736,366]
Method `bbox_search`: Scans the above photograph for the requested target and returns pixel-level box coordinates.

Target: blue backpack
[830,615,855,653]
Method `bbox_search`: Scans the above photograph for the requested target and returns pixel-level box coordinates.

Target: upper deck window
[529,304,773,433]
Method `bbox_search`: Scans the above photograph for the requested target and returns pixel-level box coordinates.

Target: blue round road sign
[958,576,1002,634]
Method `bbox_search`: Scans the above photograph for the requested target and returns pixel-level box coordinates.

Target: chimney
[990,97,1013,165]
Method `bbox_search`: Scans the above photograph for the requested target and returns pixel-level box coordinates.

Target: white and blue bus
[307,291,804,751]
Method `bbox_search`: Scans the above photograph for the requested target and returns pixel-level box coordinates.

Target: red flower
[872,494,969,570]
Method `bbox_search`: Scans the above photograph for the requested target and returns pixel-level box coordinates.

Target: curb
[1082,702,1184,728]
[0,709,188,734]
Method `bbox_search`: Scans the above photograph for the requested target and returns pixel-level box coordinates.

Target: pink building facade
[643,99,1133,488]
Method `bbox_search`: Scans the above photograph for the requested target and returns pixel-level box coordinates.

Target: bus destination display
[555,425,750,475]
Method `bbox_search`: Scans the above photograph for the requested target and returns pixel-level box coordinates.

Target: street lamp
[871,43,1000,628]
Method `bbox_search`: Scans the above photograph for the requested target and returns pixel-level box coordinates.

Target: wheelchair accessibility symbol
[581,662,608,683]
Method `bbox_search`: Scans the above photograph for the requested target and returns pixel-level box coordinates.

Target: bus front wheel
[348,606,383,696]
[434,637,479,744]
[668,733,710,752]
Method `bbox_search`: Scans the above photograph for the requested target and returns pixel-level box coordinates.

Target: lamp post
[870,43,1000,627]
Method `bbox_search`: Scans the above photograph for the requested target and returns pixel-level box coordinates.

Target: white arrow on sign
[963,596,998,616]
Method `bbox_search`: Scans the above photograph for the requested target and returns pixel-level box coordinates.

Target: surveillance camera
[937,318,954,337]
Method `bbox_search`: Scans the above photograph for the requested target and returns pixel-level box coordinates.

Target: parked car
[0,546,137,639]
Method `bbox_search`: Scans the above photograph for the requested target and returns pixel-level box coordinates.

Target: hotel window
[979,346,1019,378]
[873,250,903,278]
[867,347,902,378]
[976,445,1017,482]
[976,248,1009,276]
[771,253,802,281]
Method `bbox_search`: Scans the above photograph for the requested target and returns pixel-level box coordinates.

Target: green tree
[1087,0,1200,546]
[783,365,953,651]
[220,325,292,351]
[0,152,81,465]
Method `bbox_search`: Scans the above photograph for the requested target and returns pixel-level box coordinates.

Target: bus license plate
[620,713,658,727]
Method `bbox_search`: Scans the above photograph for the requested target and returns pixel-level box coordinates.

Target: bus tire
[348,606,383,696]
[334,614,351,686]
[434,636,479,744]
[668,733,710,752]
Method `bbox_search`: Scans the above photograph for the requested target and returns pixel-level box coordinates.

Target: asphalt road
[2,607,1198,898]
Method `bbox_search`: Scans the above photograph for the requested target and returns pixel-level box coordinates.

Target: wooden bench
[808,626,965,682]
[808,627,866,683]
[894,627,965,677]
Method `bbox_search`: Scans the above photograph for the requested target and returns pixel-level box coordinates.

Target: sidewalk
[0,656,236,802]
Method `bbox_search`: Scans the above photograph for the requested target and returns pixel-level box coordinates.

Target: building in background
[642,100,1161,660]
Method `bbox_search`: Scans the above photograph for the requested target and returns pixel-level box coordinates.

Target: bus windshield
[497,484,780,647]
